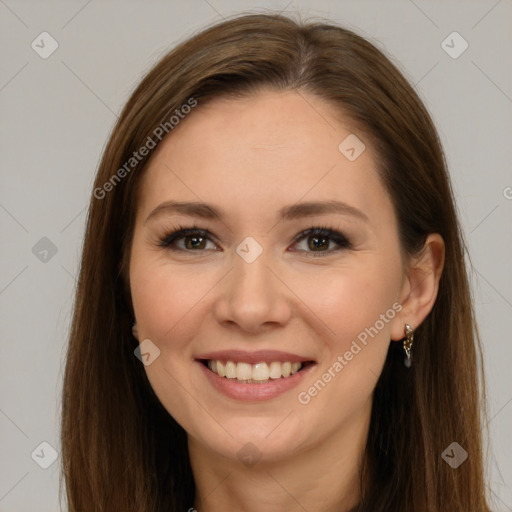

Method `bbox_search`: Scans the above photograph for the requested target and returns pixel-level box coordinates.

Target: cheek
[294,269,400,418]
[129,258,215,428]
[302,259,401,351]
[130,261,209,345]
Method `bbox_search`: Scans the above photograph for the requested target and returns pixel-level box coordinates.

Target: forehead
[137,90,394,229]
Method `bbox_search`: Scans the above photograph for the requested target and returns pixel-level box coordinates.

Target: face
[129,89,407,464]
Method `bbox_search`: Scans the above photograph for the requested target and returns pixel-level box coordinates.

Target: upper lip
[195,350,315,364]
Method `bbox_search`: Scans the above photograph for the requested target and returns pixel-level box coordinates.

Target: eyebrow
[144,199,369,225]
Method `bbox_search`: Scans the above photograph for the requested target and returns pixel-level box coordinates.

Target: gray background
[0,1,511,510]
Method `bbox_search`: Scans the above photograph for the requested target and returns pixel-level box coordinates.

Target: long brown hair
[60,12,491,511]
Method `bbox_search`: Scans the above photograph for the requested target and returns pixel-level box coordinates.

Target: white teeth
[217,361,226,377]
[291,362,301,373]
[252,362,269,381]
[236,362,252,381]
[206,360,305,381]
[269,361,282,379]
[225,361,237,379]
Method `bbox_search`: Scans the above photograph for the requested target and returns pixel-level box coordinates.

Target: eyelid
[289,226,351,256]
[158,224,218,248]
[292,226,350,245]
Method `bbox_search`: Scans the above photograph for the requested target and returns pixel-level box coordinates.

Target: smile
[202,360,312,383]
[195,350,317,401]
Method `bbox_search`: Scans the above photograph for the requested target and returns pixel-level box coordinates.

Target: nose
[213,244,293,334]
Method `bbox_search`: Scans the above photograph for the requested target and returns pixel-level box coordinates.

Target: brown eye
[159,227,218,252]
[183,235,207,250]
[291,226,351,257]
[307,235,330,251]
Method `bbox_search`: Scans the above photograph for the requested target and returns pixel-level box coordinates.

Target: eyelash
[157,224,352,258]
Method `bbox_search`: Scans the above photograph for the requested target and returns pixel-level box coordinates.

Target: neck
[188,400,371,512]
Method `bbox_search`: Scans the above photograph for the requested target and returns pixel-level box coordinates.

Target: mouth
[194,350,317,401]
[198,359,316,384]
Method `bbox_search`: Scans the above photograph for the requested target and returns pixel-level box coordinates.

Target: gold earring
[403,323,414,365]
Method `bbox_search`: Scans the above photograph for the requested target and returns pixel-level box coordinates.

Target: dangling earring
[132,322,139,340]
[403,323,414,367]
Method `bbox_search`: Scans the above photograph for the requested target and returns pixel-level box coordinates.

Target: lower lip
[196,361,316,402]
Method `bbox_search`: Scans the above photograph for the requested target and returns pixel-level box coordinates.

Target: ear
[132,322,139,340]
[390,233,445,341]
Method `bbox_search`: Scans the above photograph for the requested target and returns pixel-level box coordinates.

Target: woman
[60,12,491,511]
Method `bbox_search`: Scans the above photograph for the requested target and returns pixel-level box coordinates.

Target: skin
[129,90,445,512]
